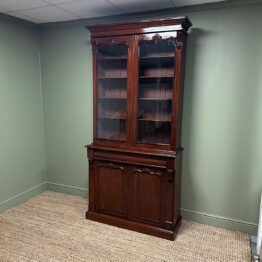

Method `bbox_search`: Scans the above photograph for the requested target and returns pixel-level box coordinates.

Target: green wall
[181,5,262,233]
[39,2,262,234]
[0,1,261,235]
[40,26,92,194]
[0,16,47,211]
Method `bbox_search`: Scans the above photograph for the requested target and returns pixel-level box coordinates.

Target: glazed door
[94,36,133,145]
[128,165,166,225]
[133,33,177,148]
[94,161,128,217]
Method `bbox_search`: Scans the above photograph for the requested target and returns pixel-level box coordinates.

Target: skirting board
[0,181,257,235]
[47,182,88,198]
[47,182,258,235]
[0,182,47,213]
[181,208,258,235]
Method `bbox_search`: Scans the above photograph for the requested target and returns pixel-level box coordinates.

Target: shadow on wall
[181,27,208,214]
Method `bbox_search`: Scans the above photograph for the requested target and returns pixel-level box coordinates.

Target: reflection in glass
[97,43,128,141]
[137,39,175,145]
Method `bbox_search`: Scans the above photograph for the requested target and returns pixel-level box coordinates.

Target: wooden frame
[85,17,192,240]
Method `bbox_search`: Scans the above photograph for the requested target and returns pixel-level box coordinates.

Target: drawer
[93,150,172,169]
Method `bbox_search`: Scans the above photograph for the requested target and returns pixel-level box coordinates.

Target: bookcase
[85,17,192,240]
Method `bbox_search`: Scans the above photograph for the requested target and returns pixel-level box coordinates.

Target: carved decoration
[134,168,162,176]
[110,40,116,45]
[174,40,183,50]
[167,169,176,181]
[152,33,162,44]
[93,40,129,54]
[89,160,94,169]
[139,34,183,50]
[91,39,97,54]
[109,40,128,47]
[139,33,163,45]
[167,37,176,47]
[87,148,94,160]
[98,162,124,171]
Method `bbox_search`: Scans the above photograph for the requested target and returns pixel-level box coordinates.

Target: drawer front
[94,150,168,168]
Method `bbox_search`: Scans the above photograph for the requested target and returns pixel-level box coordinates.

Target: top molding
[86,16,192,38]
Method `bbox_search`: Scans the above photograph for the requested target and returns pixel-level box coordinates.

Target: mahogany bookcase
[85,17,192,240]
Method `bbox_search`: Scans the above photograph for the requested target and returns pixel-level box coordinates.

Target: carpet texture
[0,191,251,261]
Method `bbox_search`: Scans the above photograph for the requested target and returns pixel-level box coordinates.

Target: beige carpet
[0,191,251,262]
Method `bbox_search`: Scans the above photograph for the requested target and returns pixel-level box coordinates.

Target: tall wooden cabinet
[85,17,192,240]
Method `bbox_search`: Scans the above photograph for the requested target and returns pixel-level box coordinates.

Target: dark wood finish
[94,161,128,217]
[85,17,191,240]
[86,211,182,241]
[86,17,192,38]
[129,166,164,225]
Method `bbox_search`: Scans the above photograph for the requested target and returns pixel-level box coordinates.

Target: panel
[96,42,129,141]
[164,179,174,225]
[137,38,176,145]
[129,166,164,224]
[95,161,127,217]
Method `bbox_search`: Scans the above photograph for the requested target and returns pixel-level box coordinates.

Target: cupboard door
[134,34,177,146]
[94,36,133,143]
[129,166,165,225]
[95,161,127,217]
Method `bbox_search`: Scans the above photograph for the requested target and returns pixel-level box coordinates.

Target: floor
[0,191,251,261]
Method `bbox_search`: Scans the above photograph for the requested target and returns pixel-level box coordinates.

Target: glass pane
[97,43,128,141]
[137,39,175,145]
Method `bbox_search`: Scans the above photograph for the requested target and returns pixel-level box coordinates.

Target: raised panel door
[95,161,127,217]
[129,166,165,225]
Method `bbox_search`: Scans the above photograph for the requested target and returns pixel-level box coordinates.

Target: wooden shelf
[99,115,126,120]
[139,56,174,65]
[98,133,126,141]
[139,76,173,79]
[139,118,171,122]
[140,54,174,59]
[137,140,170,146]
[139,98,172,101]
[98,56,127,61]
[98,97,127,99]
[98,76,127,79]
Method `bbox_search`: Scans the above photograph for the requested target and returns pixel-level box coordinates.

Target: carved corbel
[91,39,97,54]
[87,148,94,169]
[167,169,176,181]
[174,40,183,50]
[89,159,94,169]
[174,31,184,50]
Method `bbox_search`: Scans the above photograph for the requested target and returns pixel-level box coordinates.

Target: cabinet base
[86,211,181,241]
